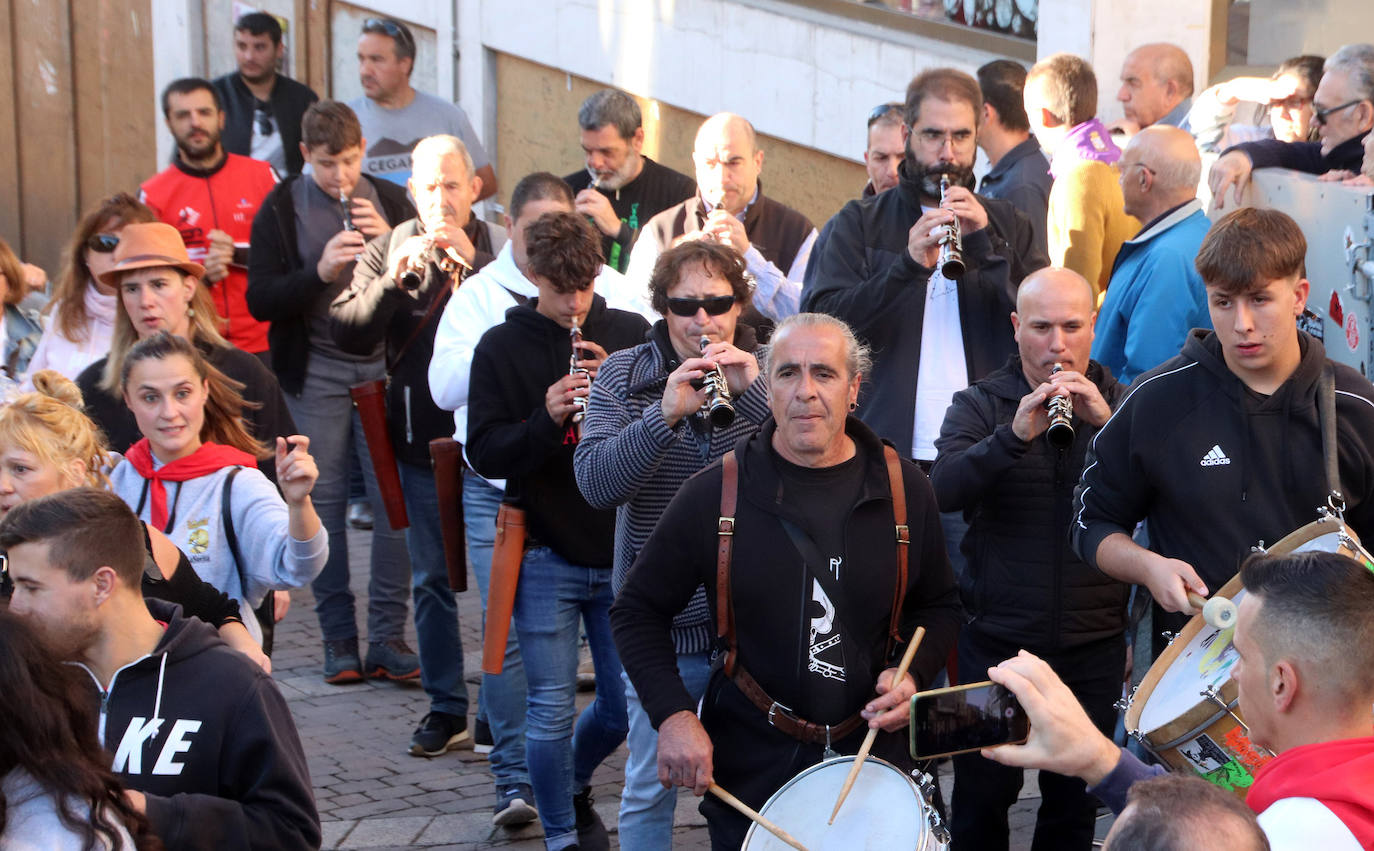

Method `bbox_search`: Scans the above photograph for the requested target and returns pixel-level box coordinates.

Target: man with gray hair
[564,88,696,273]
[863,102,906,197]
[613,312,961,849]
[1094,125,1213,383]
[1211,43,1373,207]
[1113,42,1196,135]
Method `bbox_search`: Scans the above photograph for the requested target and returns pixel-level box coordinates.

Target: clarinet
[938,175,966,280]
[1046,363,1075,449]
[570,323,591,423]
[699,335,736,428]
[398,234,470,291]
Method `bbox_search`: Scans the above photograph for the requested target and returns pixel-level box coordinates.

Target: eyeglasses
[254,102,274,137]
[86,233,119,253]
[666,295,736,317]
[1312,99,1366,126]
[915,128,975,150]
[363,17,415,53]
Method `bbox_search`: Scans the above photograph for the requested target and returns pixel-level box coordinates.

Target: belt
[914,458,934,474]
[731,663,866,746]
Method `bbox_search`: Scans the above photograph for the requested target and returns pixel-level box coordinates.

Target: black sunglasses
[363,17,415,52]
[667,295,736,317]
[868,103,902,127]
[255,101,274,137]
[86,233,119,253]
[1312,99,1365,126]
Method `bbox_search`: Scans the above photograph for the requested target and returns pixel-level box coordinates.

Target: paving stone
[335,815,432,848]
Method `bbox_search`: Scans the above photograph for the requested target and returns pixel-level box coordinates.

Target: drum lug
[911,770,937,800]
[1113,697,1130,712]
[1250,540,1268,554]
[1161,630,1177,646]
[928,808,951,848]
[1129,728,1146,744]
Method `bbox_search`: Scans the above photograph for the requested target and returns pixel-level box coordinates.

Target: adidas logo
[1200,445,1231,467]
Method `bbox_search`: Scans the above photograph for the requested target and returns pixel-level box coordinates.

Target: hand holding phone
[909,680,1030,760]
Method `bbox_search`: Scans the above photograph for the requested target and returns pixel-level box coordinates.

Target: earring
[187,306,196,318]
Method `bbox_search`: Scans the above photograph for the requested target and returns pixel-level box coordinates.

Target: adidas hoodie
[1072,329,1374,637]
[77,600,320,849]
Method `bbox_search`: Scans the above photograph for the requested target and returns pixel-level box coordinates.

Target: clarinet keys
[699,335,736,428]
[938,175,966,280]
[1046,362,1075,449]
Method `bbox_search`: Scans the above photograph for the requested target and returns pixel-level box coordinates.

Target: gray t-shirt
[292,174,384,360]
[348,90,491,187]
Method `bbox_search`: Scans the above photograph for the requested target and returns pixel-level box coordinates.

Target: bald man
[1094,126,1213,383]
[930,267,1126,850]
[625,112,816,337]
[1115,43,1196,135]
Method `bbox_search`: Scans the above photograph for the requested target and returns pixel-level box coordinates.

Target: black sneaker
[409,711,470,757]
[365,638,421,680]
[322,638,363,684]
[472,717,493,755]
[573,786,609,851]
[492,784,538,828]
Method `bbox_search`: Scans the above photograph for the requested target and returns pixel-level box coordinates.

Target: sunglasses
[255,102,274,137]
[667,295,736,317]
[86,233,119,253]
[1312,99,1366,126]
[363,17,415,52]
[868,103,902,127]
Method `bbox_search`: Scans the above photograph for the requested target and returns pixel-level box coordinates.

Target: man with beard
[564,88,696,273]
[140,78,279,360]
[626,113,816,334]
[2,488,320,850]
[211,11,319,176]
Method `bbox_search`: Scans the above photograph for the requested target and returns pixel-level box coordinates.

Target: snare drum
[1124,514,1373,796]
[741,755,948,850]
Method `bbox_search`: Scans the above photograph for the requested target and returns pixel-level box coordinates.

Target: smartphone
[909,680,1030,760]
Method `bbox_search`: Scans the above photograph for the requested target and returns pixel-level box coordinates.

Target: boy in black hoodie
[467,211,649,851]
[1,489,320,850]
[1072,207,1374,652]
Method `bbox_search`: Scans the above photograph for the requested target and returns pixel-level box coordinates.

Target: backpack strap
[883,445,910,657]
[220,467,246,594]
[716,450,739,677]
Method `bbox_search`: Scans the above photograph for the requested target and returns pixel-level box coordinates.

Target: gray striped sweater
[574,328,771,654]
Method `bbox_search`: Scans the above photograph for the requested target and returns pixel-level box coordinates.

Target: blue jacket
[1092,201,1212,384]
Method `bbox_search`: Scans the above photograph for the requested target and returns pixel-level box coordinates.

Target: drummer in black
[1071,207,1374,655]
[611,312,962,850]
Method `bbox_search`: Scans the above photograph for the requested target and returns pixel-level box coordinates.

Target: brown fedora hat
[96,222,206,287]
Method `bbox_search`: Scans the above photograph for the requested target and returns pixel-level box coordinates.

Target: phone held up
[909,680,1030,761]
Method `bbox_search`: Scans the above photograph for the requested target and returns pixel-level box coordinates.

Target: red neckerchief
[124,439,258,528]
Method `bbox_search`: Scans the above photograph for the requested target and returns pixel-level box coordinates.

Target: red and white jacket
[1249,736,1374,849]
[140,153,278,353]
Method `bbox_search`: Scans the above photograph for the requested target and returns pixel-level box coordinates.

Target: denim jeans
[512,546,628,850]
[398,461,468,717]
[286,354,410,643]
[463,470,527,788]
[619,652,713,851]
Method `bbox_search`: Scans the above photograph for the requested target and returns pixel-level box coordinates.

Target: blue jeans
[619,652,713,851]
[398,461,468,717]
[463,470,527,788]
[287,355,410,643]
[513,547,628,850]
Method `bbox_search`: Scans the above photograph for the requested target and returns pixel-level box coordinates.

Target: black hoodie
[80,601,319,850]
[466,294,650,567]
[1072,330,1374,637]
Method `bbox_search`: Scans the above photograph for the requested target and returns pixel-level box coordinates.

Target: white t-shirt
[911,210,967,461]
[249,103,286,175]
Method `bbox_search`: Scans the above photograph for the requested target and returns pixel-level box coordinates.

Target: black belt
[914,458,934,474]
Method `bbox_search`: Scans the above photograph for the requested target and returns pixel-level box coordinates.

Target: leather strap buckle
[767,700,800,729]
[895,523,909,545]
[718,516,735,536]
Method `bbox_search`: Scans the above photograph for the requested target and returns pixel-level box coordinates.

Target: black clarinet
[1046,363,1075,449]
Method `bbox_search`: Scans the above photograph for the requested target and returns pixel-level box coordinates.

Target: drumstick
[1187,592,1238,629]
[708,783,812,851]
[828,625,927,824]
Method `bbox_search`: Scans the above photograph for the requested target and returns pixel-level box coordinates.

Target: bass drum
[742,755,948,850]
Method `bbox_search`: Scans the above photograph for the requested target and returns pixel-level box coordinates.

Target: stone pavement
[270,528,1115,848]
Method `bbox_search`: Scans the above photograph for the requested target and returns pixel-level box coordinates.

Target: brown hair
[119,332,270,459]
[0,371,111,490]
[301,100,363,155]
[1107,774,1267,850]
[46,194,157,343]
[1026,53,1099,127]
[0,488,146,589]
[648,241,753,317]
[524,212,603,293]
[904,68,983,129]
[0,236,27,307]
[99,270,228,395]
[0,608,161,850]
[1195,207,1306,295]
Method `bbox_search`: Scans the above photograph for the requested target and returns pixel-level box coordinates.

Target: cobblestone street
[272,528,1113,848]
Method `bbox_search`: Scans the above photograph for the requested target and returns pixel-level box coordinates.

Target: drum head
[744,756,931,849]
[1136,586,1248,734]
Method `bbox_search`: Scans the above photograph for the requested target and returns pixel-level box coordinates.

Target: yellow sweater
[1047,160,1140,296]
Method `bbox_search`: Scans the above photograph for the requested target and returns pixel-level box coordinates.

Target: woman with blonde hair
[0,369,269,667]
[0,236,43,381]
[74,222,294,467]
[108,333,327,645]
[25,193,156,383]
